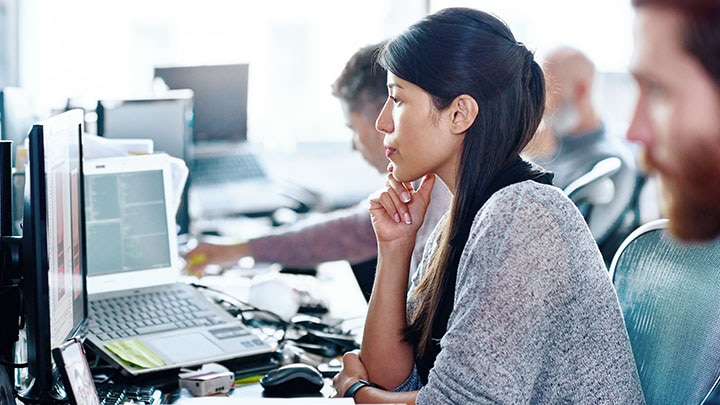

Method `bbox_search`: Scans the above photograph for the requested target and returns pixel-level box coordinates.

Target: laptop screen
[154,64,249,144]
[83,154,180,294]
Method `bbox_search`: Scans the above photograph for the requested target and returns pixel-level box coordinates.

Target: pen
[235,374,264,385]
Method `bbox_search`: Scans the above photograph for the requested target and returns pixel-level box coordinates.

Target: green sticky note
[105,339,167,369]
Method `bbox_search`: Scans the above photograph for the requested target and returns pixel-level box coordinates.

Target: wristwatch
[343,379,379,398]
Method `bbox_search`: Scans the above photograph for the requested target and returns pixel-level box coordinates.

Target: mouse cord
[190,283,293,343]
[190,283,361,347]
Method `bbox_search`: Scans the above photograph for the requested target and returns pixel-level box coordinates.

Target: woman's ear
[449,94,479,135]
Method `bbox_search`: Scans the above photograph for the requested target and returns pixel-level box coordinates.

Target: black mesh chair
[609,218,720,404]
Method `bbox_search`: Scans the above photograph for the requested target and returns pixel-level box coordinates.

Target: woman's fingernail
[404,213,412,224]
[401,192,411,203]
[394,212,401,223]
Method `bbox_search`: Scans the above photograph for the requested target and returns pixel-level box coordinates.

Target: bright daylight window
[19,0,636,144]
[431,0,637,130]
[18,0,426,146]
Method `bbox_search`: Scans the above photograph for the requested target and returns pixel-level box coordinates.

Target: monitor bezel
[19,108,87,402]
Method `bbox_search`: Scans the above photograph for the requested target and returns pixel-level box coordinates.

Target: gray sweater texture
[397,180,645,404]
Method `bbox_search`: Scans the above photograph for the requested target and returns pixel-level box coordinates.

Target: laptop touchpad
[145,334,224,363]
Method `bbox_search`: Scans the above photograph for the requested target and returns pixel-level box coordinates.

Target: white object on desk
[248,274,301,321]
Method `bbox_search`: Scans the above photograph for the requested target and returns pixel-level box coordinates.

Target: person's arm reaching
[185,201,377,274]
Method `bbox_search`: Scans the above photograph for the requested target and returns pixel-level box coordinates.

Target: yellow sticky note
[105,339,167,369]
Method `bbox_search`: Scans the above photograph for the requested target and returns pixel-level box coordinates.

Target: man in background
[184,41,451,299]
[626,0,720,242]
[536,46,645,264]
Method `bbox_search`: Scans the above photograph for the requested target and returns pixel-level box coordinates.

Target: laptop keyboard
[191,153,266,185]
[96,383,163,405]
[88,287,226,341]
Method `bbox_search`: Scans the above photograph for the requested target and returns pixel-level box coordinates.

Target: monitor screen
[154,64,249,144]
[95,92,193,162]
[84,164,172,276]
[19,109,86,402]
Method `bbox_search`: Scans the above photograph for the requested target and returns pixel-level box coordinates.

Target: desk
[191,260,367,326]
[172,260,368,402]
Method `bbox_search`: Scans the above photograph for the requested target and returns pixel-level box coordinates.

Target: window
[19,0,427,144]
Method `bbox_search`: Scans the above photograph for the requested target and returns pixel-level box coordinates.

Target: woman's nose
[375,99,393,135]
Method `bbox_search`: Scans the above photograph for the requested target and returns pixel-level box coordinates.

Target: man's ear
[449,94,479,134]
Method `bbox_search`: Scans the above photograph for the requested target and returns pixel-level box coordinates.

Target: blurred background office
[3,0,635,142]
[0,0,659,260]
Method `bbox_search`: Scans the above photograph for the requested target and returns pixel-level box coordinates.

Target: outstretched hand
[184,243,247,276]
[368,171,437,246]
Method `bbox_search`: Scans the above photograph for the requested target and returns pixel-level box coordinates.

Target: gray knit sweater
[396,180,645,404]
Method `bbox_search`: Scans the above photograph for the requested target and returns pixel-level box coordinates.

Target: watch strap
[343,379,378,398]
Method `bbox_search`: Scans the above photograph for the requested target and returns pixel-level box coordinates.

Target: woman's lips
[385,146,396,158]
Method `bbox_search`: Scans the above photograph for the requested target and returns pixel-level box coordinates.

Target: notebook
[82,154,275,377]
[152,64,301,218]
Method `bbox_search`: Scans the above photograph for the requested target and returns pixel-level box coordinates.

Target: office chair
[564,156,622,205]
[563,156,637,265]
[609,218,720,404]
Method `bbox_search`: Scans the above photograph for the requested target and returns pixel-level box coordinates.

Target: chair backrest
[609,218,720,404]
[564,157,625,245]
[564,156,622,205]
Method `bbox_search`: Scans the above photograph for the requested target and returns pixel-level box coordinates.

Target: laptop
[95,91,194,234]
[82,154,276,377]
[152,64,302,218]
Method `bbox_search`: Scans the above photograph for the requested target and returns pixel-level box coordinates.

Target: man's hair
[331,41,388,115]
[632,0,720,88]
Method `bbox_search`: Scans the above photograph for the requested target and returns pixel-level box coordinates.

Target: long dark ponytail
[378,7,546,382]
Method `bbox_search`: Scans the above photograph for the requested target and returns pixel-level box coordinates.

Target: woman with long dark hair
[332,7,644,404]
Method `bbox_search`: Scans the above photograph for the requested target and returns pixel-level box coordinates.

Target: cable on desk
[190,283,360,358]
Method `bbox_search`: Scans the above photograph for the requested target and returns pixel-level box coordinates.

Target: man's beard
[642,149,720,242]
[663,179,720,241]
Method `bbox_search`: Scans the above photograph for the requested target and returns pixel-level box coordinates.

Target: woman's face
[375,73,463,187]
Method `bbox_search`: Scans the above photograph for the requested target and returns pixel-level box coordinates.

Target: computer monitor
[95,91,194,161]
[18,109,87,403]
[154,63,249,144]
[95,92,192,235]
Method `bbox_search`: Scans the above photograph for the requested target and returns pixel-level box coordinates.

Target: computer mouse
[260,363,324,396]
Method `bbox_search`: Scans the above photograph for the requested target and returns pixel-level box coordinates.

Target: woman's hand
[332,350,370,397]
[369,171,437,246]
[184,242,249,276]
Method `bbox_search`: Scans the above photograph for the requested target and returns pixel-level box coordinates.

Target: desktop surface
[79,260,366,403]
